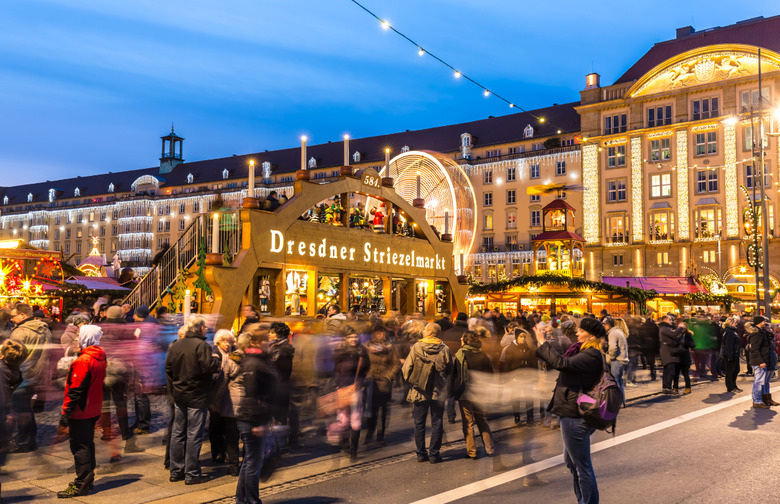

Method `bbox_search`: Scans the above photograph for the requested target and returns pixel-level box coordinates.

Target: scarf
[563,339,602,357]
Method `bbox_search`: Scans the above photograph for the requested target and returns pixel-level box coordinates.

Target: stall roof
[602,276,706,294]
[66,276,130,291]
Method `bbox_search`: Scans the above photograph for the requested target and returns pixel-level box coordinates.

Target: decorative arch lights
[130,175,160,191]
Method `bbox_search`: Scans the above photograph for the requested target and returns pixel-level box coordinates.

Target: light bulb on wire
[381,20,390,29]
[484,89,490,97]
[454,70,461,78]
[418,48,424,56]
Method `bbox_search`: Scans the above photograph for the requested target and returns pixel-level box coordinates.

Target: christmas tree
[193,239,212,295]
[169,264,190,313]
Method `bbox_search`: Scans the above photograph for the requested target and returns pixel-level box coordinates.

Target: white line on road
[410,385,780,504]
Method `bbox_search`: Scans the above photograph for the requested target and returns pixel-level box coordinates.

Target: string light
[582,144,600,244]
[675,130,690,240]
[484,89,490,97]
[347,0,566,131]
[630,137,643,242]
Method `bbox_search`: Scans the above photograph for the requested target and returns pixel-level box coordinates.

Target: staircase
[122,211,241,310]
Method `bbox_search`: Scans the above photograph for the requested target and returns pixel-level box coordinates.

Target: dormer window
[524,125,534,139]
[262,161,272,178]
[222,169,229,180]
[187,173,194,184]
[401,145,411,153]
[27,193,33,203]
[352,151,361,163]
[461,133,471,147]
[2,196,7,205]
[74,187,80,197]
[308,157,317,169]
[49,189,56,202]
[108,183,115,193]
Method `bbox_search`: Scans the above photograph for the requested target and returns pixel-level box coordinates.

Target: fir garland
[683,292,736,310]
[467,273,658,306]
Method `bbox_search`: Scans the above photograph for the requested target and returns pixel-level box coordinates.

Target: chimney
[585,73,600,90]
[676,26,695,38]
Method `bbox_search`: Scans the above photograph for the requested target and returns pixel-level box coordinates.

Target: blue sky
[0,0,776,185]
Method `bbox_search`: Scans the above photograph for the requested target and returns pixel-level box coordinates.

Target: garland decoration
[682,292,736,310]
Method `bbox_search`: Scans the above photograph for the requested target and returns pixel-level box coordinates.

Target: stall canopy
[602,276,706,295]
[66,276,130,291]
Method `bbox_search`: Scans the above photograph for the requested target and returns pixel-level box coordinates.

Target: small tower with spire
[159,124,184,174]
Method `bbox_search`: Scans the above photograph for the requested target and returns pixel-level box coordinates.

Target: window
[64,243,70,254]
[740,88,771,113]
[483,192,493,206]
[485,149,501,158]
[650,138,671,162]
[100,226,105,237]
[744,124,768,151]
[530,194,540,202]
[76,242,81,254]
[54,229,60,240]
[650,211,674,240]
[473,264,482,278]
[506,166,516,182]
[647,105,672,127]
[656,252,670,265]
[77,213,83,223]
[482,236,494,251]
[703,250,716,263]
[507,211,517,229]
[193,201,200,213]
[179,203,185,214]
[523,125,534,138]
[530,164,540,179]
[112,225,117,235]
[531,210,541,227]
[695,208,721,238]
[88,212,94,222]
[100,212,106,221]
[508,147,520,155]
[164,221,170,232]
[556,161,566,175]
[607,215,627,243]
[158,221,164,232]
[650,173,672,198]
[135,222,142,232]
[695,131,717,156]
[696,170,719,193]
[612,254,624,267]
[483,214,493,231]
[55,215,61,225]
[607,145,626,167]
[76,228,82,238]
[691,97,719,121]
[607,180,627,202]
[746,163,771,189]
[604,113,627,134]
[178,220,185,231]
[506,189,516,205]
[483,171,493,184]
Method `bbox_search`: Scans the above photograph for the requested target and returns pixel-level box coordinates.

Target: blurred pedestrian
[332,327,370,462]
[720,317,742,393]
[209,330,240,475]
[365,325,399,445]
[499,328,537,426]
[748,316,778,408]
[453,330,495,458]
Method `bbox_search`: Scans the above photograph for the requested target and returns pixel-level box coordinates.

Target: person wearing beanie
[103,306,126,324]
[534,314,606,504]
[57,325,107,498]
[748,316,779,408]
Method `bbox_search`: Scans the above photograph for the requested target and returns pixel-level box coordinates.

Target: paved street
[1,371,776,503]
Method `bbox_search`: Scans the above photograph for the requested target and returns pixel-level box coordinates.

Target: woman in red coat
[58,325,107,498]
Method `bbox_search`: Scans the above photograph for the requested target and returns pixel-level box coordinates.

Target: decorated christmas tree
[169,264,190,313]
[193,239,212,295]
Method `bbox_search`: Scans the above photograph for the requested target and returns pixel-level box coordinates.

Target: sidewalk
[0,368,754,503]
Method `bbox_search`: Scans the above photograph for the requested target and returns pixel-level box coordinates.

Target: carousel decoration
[77,236,105,277]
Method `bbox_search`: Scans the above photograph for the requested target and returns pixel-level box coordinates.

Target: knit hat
[541,314,551,323]
[79,324,103,348]
[135,305,150,319]
[456,312,468,321]
[579,317,607,339]
[753,315,767,326]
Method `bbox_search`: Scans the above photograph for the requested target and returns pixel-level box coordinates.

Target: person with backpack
[453,330,495,459]
[534,317,607,504]
[402,322,453,464]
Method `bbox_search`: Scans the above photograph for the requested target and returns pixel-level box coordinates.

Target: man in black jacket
[268,322,296,445]
[440,313,469,423]
[659,315,686,394]
[639,317,660,381]
[749,316,778,409]
[165,316,220,485]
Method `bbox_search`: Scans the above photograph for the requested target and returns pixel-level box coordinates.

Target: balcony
[459,144,581,166]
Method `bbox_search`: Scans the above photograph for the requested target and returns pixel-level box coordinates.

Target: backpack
[407,352,434,395]
[576,353,622,433]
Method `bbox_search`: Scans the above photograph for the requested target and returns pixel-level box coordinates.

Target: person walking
[720,317,742,393]
[57,325,107,498]
[748,316,779,409]
[534,317,607,504]
[209,330,241,476]
[603,317,628,406]
[659,315,686,394]
[235,328,279,504]
[365,325,400,446]
[402,323,453,464]
[332,327,370,462]
[165,316,220,484]
[267,322,296,445]
[499,328,537,426]
[453,330,495,459]
[639,317,660,381]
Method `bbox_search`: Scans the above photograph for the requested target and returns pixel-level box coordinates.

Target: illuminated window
[695,208,721,238]
[695,170,719,193]
[607,180,627,202]
[647,105,672,127]
[692,97,718,121]
[607,145,626,167]
[473,264,482,278]
[695,132,717,156]
[76,228,82,238]
[607,215,627,243]
[740,88,770,113]
[703,250,716,263]
[656,252,670,265]
[650,211,674,240]
[483,213,493,231]
[650,138,671,162]
[650,173,672,198]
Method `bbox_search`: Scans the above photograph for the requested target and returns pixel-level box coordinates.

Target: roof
[66,276,129,291]
[615,15,780,84]
[531,230,585,242]
[543,199,576,212]
[0,102,580,206]
[601,276,706,294]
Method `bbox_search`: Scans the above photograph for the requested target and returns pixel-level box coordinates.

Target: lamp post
[757,49,771,316]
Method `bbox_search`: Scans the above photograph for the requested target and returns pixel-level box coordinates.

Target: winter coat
[659,322,686,365]
[367,342,400,394]
[748,323,775,367]
[453,345,493,400]
[402,337,453,403]
[211,346,241,418]
[227,351,245,418]
[435,316,453,332]
[11,317,52,386]
[62,345,107,420]
[60,324,80,353]
[237,349,279,426]
[334,344,370,389]
[1,360,21,410]
[720,326,741,360]
[440,321,469,346]
[606,327,629,364]
[165,333,220,409]
[268,338,295,383]
[499,340,537,373]
[639,319,660,353]
[536,341,603,419]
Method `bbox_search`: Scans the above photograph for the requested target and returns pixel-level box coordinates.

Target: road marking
[410,385,779,504]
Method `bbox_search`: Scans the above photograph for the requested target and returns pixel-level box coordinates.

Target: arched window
[262,161,272,178]
[3,196,7,205]
[222,169,229,180]
[74,187,80,197]
[27,193,33,202]
[49,189,56,202]
[187,173,194,184]
[461,133,471,146]
[524,124,534,139]
[308,157,317,169]
[352,151,361,163]
[108,183,115,193]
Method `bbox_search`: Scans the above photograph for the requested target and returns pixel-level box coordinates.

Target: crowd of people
[0,299,778,504]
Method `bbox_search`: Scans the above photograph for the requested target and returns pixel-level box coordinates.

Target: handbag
[317,356,362,418]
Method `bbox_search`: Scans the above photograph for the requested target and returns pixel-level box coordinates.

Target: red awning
[601,276,706,295]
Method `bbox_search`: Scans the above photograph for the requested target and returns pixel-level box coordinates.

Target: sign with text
[361,171,382,190]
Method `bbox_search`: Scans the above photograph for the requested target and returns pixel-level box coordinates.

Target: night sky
[0,0,775,185]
